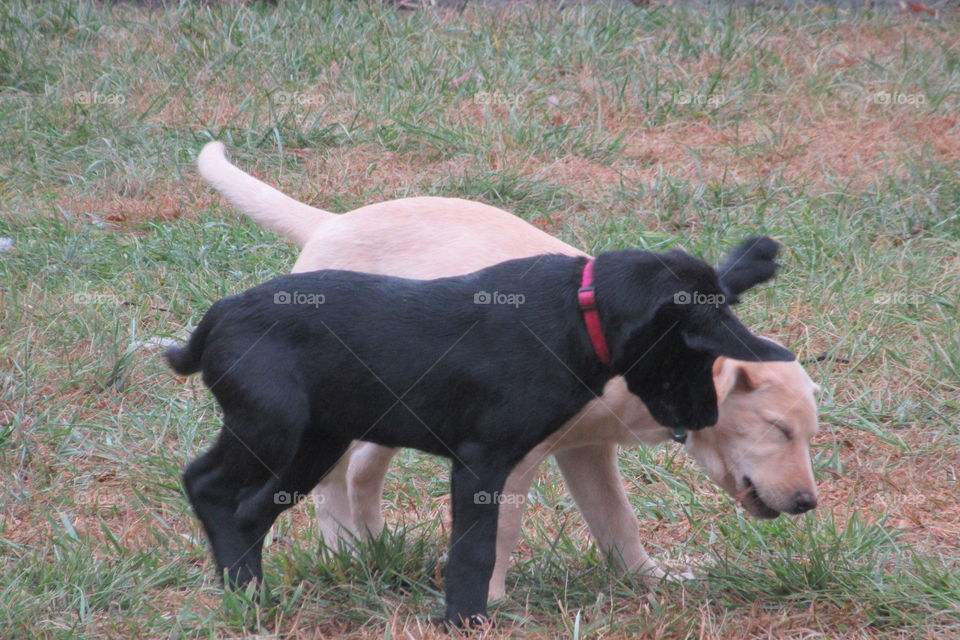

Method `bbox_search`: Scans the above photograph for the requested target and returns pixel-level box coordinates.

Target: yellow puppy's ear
[713,358,757,404]
[733,367,757,393]
[713,358,736,404]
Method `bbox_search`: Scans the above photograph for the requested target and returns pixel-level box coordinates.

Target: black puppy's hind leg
[183,393,313,590]
[234,429,353,541]
[444,452,512,628]
[183,424,270,588]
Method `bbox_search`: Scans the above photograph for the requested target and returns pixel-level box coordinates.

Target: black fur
[167,241,793,627]
[716,236,781,304]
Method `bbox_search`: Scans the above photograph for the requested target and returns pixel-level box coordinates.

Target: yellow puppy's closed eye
[772,422,793,441]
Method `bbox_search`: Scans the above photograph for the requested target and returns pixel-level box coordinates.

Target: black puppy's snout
[790,491,818,514]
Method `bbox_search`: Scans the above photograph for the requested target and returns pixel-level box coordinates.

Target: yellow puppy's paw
[641,559,697,583]
[669,567,696,581]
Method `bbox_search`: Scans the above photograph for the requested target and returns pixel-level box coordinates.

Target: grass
[1,0,958,637]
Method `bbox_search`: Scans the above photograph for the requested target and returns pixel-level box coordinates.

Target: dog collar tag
[578,259,612,366]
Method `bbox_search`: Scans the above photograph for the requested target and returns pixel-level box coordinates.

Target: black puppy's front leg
[445,456,510,627]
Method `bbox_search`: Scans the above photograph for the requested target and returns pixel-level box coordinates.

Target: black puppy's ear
[682,311,795,362]
[716,236,780,304]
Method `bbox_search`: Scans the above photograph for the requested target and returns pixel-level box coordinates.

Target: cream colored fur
[197,142,820,601]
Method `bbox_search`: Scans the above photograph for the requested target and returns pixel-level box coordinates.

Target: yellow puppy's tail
[197,141,335,247]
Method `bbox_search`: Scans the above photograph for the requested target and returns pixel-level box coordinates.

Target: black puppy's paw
[442,612,492,632]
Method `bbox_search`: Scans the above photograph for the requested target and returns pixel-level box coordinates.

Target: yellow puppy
[198,142,820,601]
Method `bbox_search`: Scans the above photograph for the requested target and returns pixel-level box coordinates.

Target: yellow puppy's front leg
[555,444,665,580]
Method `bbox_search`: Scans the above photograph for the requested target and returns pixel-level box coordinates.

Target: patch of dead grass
[47,178,217,226]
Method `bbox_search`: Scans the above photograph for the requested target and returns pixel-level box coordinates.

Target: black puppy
[167,238,793,626]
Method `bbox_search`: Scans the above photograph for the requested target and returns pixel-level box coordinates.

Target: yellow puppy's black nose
[790,491,818,514]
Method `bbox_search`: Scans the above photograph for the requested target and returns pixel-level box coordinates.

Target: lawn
[1,0,958,638]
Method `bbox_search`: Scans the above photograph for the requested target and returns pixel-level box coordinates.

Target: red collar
[577,259,612,366]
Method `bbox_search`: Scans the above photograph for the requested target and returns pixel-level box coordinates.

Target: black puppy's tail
[165,302,224,376]
[717,236,780,304]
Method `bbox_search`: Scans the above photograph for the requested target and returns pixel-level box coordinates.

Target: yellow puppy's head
[687,353,820,518]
